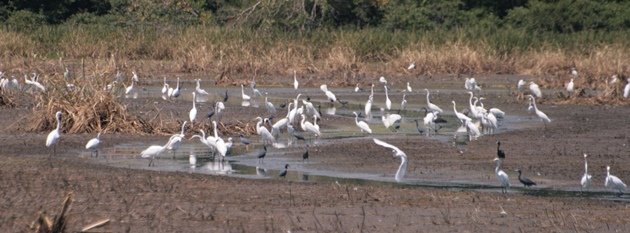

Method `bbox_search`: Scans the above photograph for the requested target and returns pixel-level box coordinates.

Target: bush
[6,10,47,32]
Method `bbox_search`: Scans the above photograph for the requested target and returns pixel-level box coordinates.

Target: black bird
[338,99,349,106]
[223,90,229,102]
[306,96,311,101]
[413,119,425,135]
[279,101,287,108]
[516,169,537,187]
[279,164,289,178]
[433,117,448,124]
[240,134,251,145]
[302,145,309,162]
[256,146,267,163]
[292,133,306,141]
[496,141,505,159]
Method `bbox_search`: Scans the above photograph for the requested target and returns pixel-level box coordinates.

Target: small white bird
[623,78,630,98]
[85,132,101,158]
[365,95,373,118]
[132,71,139,82]
[580,153,592,191]
[400,94,407,111]
[354,83,360,92]
[381,108,401,129]
[566,78,574,93]
[407,63,415,70]
[352,112,372,134]
[406,82,412,92]
[529,82,542,98]
[241,84,251,101]
[373,138,407,182]
[46,111,63,157]
[379,76,387,85]
[320,84,337,103]
[161,77,168,94]
[293,70,299,90]
[605,166,627,197]
[171,77,181,98]
[517,79,526,91]
[384,85,392,110]
[300,114,320,138]
[494,158,510,194]
[125,80,134,95]
[189,92,197,126]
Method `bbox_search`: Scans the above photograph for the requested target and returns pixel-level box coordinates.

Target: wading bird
[373,138,407,182]
[167,121,187,159]
[494,158,510,194]
[189,92,197,127]
[516,169,537,187]
[406,82,412,92]
[581,154,592,191]
[452,101,471,125]
[279,164,289,178]
[381,108,401,129]
[293,70,299,90]
[196,79,209,95]
[527,95,551,126]
[365,95,373,118]
[85,132,101,158]
[379,76,387,85]
[353,112,372,134]
[320,84,337,103]
[161,77,168,94]
[424,89,443,114]
[46,111,63,157]
[141,136,178,167]
[529,81,542,98]
[241,84,251,101]
[623,78,630,98]
[496,141,505,159]
[566,78,574,94]
[171,77,181,98]
[400,94,407,111]
[605,166,626,197]
[384,85,392,110]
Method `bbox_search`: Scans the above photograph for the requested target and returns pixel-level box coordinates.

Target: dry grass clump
[24,69,154,134]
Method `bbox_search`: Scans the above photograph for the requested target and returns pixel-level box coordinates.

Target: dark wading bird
[302,145,309,162]
[516,169,537,187]
[279,164,289,178]
[223,89,229,102]
[257,146,267,163]
[496,141,505,159]
[240,134,251,146]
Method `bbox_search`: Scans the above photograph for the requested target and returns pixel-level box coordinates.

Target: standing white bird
[406,82,412,92]
[141,136,177,167]
[373,138,407,182]
[354,83,360,92]
[379,76,387,85]
[132,71,139,82]
[352,112,372,134]
[384,85,392,110]
[171,77,181,98]
[494,158,510,194]
[517,79,526,91]
[46,111,63,157]
[85,132,101,158]
[167,121,187,158]
[400,94,407,111]
[196,79,209,95]
[623,78,630,98]
[566,78,574,93]
[424,89,443,114]
[241,84,251,101]
[189,92,197,127]
[605,166,627,197]
[300,114,321,137]
[255,117,276,145]
[580,154,592,191]
[528,95,551,126]
[211,121,228,159]
[452,101,471,125]
[161,77,168,94]
[265,93,276,115]
[293,70,299,90]
[320,84,337,103]
[381,108,401,129]
[365,95,373,118]
[529,82,542,98]
[466,119,481,141]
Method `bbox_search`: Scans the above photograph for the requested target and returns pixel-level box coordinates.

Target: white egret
[580,154,592,191]
[384,85,392,110]
[167,121,187,158]
[424,89,443,114]
[320,84,337,103]
[265,93,276,115]
[605,166,627,197]
[302,99,320,119]
[141,136,178,167]
[196,79,209,95]
[189,154,197,168]
[189,92,197,126]
[566,78,574,93]
[212,121,228,159]
[46,111,63,157]
[529,81,542,98]
[125,79,134,95]
[400,94,407,111]
[241,84,251,101]
[354,83,360,92]
[623,78,630,98]
[373,138,407,182]
[381,108,401,129]
[300,114,320,137]
[467,92,481,119]
[293,70,299,90]
[477,97,505,119]
[494,158,510,194]
[571,67,578,78]
[379,76,387,85]
[85,132,101,158]
[464,78,475,90]
[161,77,168,94]
[365,95,373,118]
[225,137,233,153]
[352,112,372,134]
[452,101,471,125]
[190,129,215,154]
[255,117,276,145]
[407,63,415,70]
[406,82,412,92]
[132,71,139,82]
[465,119,481,141]
[517,79,526,91]
[171,77,181,98]
[25,73,46,92]
[527,95,551,126]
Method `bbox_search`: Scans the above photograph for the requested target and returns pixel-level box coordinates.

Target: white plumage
[623,78,630,98]
[580,154,592,190]
[320,84,337,102]
[384,85,392,110]
[494,158,510,193]
[85,132,101,157]
[424,89,443,113]
[605,166,627,196]
[566,78,574,93]
[241,84,251,101]
[352,112,372,134]
[529,81,542,98]
[381,108,401,129]
[373,138,407,182]
[528,95,551,125]
[189,92,197,126]
[293,70,299,90]
[196,79,209,95]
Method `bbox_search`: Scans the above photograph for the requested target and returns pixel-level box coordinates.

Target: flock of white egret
[10,66,624,196]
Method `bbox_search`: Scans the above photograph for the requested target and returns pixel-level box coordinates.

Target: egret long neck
[584,158,588,174]
[213,122,218,138]
[426,91,430,104]
[396,156,408,181]
[495,160,501,173]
